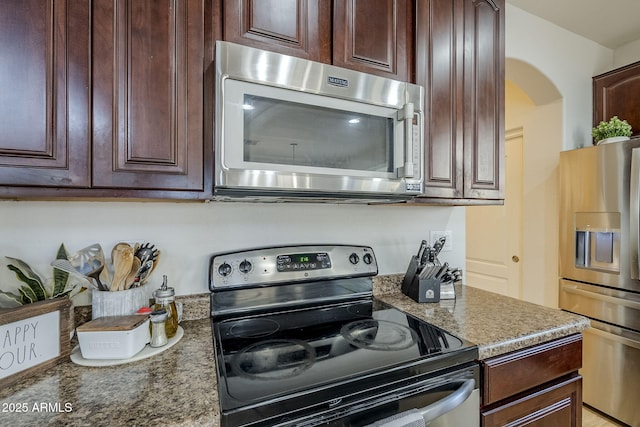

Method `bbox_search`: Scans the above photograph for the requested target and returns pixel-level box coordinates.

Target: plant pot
[597,136,630,145]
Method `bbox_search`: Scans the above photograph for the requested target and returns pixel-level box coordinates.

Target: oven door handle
[418,378,475,423]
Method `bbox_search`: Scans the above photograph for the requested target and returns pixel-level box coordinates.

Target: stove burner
[232,339,316,380]
[229,319,280,338]
[340,319,418,351]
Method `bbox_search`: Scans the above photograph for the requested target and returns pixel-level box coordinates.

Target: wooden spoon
[111,243,134,291]
[125,257,141,290]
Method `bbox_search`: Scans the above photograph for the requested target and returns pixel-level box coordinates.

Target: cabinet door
[482,375,582,427]
[481,334,583,406]
[333,0,413,81]
[223,0,331,63]
[593,61,640,140]
[92,0,206,192]
[0,0,90,188]
[416,0,464,198]
[463,0,504,199]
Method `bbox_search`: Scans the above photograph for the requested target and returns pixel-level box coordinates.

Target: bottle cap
[153,275,175,299]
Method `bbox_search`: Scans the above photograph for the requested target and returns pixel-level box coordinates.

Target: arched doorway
[466,59,564,308]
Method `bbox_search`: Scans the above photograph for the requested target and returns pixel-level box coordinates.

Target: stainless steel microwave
[214,41,424,203]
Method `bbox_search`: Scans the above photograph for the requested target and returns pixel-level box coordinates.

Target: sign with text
[0,298,71,388]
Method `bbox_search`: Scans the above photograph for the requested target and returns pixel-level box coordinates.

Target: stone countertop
[374,281,590,359]
[0,282,589,426]
[0,318,219,427]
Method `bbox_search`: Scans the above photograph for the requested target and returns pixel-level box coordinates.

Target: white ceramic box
[77,315,150,359]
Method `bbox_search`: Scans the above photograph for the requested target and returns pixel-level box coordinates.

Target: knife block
[402,257,441,303]
[404,278,441,303]
[401,256,419,295]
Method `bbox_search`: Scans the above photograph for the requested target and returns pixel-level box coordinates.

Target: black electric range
[209,245,478,427]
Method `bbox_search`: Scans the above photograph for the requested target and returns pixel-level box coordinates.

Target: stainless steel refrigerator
[559,140,640,426]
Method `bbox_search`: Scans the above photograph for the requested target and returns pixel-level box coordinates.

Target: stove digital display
[277,252,331,272]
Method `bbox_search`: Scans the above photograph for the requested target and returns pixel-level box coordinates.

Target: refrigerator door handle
[562,284,640,311]
[629,148,640,279]
[588,322,640,351]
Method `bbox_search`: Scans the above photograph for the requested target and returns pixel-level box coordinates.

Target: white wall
[499,5,615,307]
[505,4,613,150]
[615,39,640,68]
[0,201,465,307]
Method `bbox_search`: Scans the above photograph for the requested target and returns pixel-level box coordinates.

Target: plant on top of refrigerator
[592,116,632,144]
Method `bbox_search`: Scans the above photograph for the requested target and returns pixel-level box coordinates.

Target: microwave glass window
[242,95,394,172]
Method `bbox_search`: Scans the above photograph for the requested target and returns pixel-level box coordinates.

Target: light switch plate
[430,230,453,251]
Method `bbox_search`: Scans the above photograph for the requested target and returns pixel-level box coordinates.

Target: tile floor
[582,406,627,427]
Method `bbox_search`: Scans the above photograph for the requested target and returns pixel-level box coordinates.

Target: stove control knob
[363,253,373,265]
[218,262,232,277]
[239,259,253,274]
[349,253,360,265]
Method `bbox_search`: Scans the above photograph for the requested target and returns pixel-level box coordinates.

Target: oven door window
[223,79,402,178]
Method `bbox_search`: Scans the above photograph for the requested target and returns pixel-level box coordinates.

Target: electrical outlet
[430,230,453,251]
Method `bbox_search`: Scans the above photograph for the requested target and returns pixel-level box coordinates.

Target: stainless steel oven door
[276,365,480,427]
[364,381,479,427]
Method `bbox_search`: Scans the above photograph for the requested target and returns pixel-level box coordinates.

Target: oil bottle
[152,275,178,339]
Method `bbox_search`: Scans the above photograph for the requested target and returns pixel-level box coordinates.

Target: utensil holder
[92,286,153,319]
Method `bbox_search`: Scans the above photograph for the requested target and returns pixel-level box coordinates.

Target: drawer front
[482,334,582,405]
[482,375,582,427]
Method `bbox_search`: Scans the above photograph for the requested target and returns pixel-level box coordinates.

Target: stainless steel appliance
[214,41,424,202]
[559,140,640,426]
[209,245,479,426]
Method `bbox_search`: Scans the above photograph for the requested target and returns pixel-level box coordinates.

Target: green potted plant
[0,244,86,307]
[592,116,633,145]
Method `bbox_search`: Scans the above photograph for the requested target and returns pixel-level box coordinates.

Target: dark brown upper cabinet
[223,0,413,82]
[0,0,216,199]
[415,0,464,198]
[462,0,504,200]
[333,0,414,81]
[593,61,640,140]
[92,0,209,193]
[0,0,91,188]
[223,0,332,63]
[0,0,503,203]
[415,0,504,202]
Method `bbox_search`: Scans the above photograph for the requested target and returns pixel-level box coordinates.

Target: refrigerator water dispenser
[574,212,620,273]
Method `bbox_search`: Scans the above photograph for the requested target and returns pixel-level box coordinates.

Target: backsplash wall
[0,201,465,306]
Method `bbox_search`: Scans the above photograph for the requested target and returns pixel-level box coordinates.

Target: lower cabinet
[480,334,583,426]
[482,375,582,426]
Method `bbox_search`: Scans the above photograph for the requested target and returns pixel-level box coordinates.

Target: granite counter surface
[374,281,590,359]
[0,318,219,427]
[0,282,589,426]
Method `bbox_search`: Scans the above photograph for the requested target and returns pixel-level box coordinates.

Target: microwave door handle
[398,102,415,178]
[630,147,640,279]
